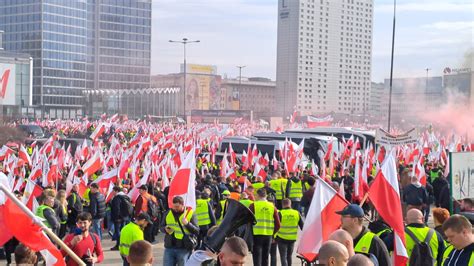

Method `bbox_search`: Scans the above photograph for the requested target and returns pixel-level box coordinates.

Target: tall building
[0,0,151,118]
[276,0,374,118]
[368,82,385,119]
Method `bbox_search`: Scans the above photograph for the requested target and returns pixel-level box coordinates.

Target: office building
[221,77,276,119]
[0,0,151,118]
[0,31,33,118]
[276,0,374,118]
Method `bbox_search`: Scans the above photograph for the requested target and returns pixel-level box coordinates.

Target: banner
[375,128,418,146]
[450,152,474,200]
[0,63,16,105]
[306,115,333,128]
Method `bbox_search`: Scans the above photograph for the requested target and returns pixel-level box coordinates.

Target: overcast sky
[151,0,473,82]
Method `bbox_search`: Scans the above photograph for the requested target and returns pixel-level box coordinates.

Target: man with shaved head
[318,240,350,266]
[329,229,355,258]
[347,253,374,266]
[386,208,445,265]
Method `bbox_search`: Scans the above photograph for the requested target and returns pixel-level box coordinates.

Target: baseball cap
[137,213,153,224]
[222,190,231,196]
[336,204,364,218]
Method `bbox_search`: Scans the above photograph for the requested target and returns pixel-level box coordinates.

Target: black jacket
[160,209,199,250]
[66,191,83,225]
[110,193,129,222]
[354,226,391,266]
[89,191,106,219]
[403,183,428,206]
[43,206,60,232]
[443,243,474,266]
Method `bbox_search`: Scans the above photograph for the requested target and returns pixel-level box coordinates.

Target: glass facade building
[0,0,151,118]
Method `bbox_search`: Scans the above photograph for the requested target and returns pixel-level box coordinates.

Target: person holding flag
[160,196,199,266]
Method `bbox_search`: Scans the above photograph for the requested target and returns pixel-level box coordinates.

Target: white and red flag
[90,123,106,141]
[92,168,118,190]
[306,115,333,128]
[297,178,348,262]
[0,177,65,266]
[19,145,32,166]
[253,163,267,181]
[82,151,102,177]
[369,149,408,266]
[167,149,197,210]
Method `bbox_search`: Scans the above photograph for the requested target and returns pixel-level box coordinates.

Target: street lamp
[236,66,245,110]
[169,38,200,119]
[387,0,397,132]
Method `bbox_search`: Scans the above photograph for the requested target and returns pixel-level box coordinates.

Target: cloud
[375,2,473,13]
[421,21,474,31]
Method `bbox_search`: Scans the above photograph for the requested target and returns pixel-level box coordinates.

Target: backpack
[119,195,134,219]
[405,228,435,266]
[147,196,159,218]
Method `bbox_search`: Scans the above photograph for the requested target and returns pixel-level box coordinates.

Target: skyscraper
[0,0,151,118]
[276,0,374,118]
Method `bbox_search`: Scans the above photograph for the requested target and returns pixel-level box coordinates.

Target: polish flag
[229,143,236,167]
[22,179,44,211]
[253,163,267,181]
[297,178,348,261]
[82,151,102,177]
[0,181,65,266]
[19,145,32,166]
[414,160,427,186]
[225,167,237,180]
[0,145,14,161]
[272,155,279,170]
[167,149,196,210]
[128,168,151,203]
[353,154,369,202]
[90,123,106,141]
[92,168,118,190]
[241,150,248,171]
[105,182,115,203]
[369,150,408,266]
[28,164,43,181]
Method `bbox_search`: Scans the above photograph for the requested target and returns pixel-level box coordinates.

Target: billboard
[0,63,16,105]
[450,152,474,201]
[185,66,222,111]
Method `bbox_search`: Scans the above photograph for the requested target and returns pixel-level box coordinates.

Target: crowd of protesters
[0,117,473,266]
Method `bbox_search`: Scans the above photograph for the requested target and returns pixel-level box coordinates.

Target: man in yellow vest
[239,192,253,208]
[119,213,152,266]
[249,188,280,266]
[160,196,199,266]
[285,174,304,212]
[336,204,390,266]
[36,195,60,234]
[195,191,216,247]
[275,198,304,266]
[403,209,445,265]
[441,214,474,266]
[268,172,284,209]
[252,177,265,197]
[216,190,230,225]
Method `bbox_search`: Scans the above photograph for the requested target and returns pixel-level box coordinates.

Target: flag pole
[0,184,86,266]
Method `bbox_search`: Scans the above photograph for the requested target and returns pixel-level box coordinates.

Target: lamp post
[169,38,200,119]
[236,65,245,110]
[387,0,397,132]
[425,68,431,92]
[20,71,23,107]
